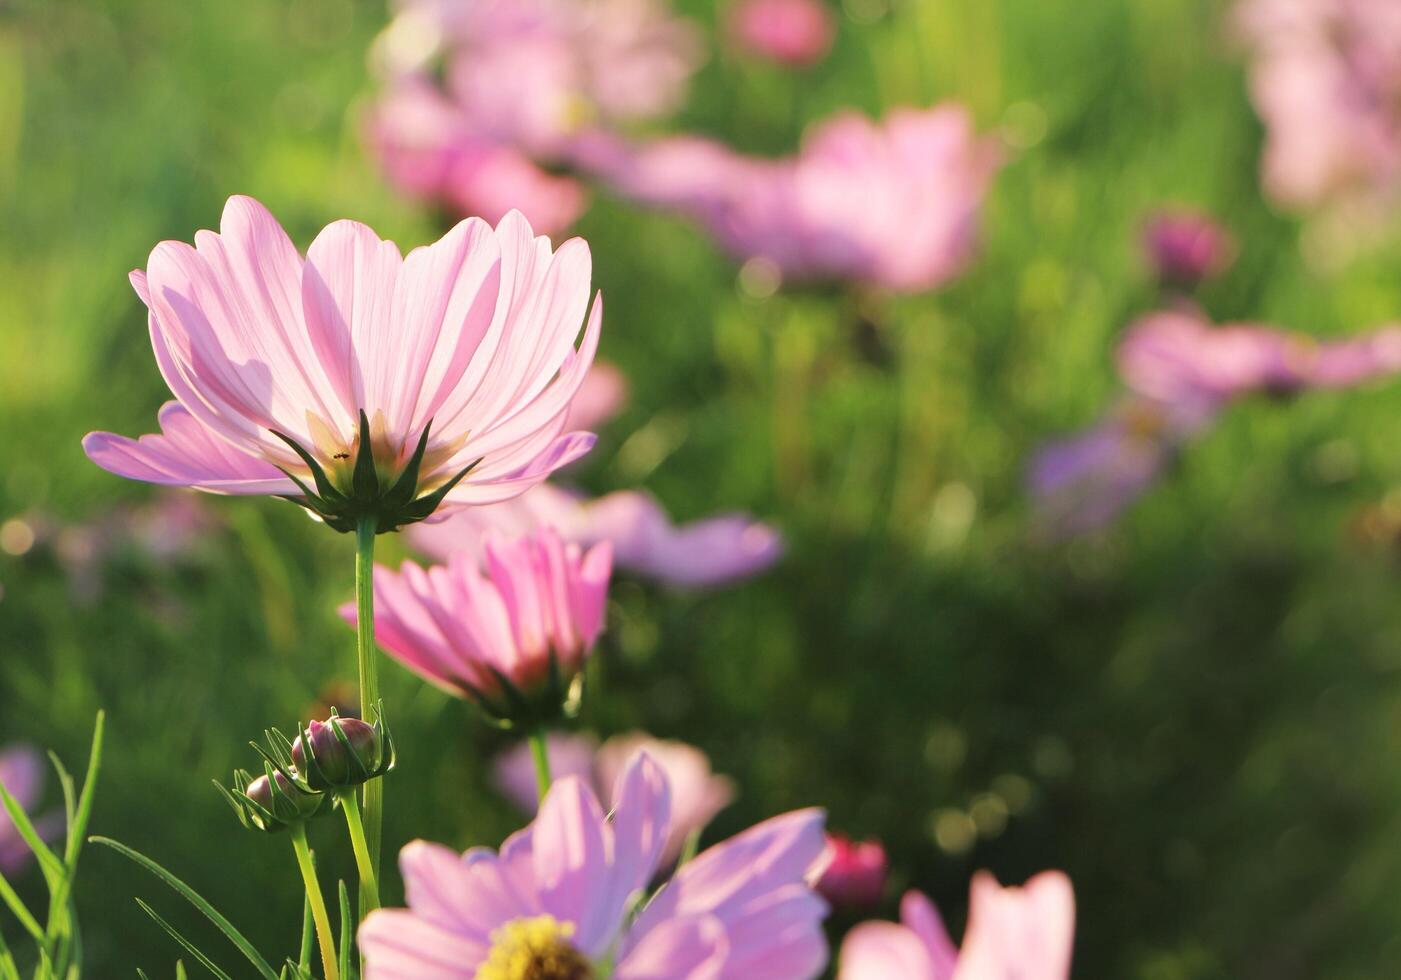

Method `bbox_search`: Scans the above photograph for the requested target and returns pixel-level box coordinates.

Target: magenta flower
[407,483,784,588]
[729,0,836,67]
[494,731,736,864]
[815,834,887,909]
[83,197,601,531]
[1142,209,1236,288]
[360,752,829,978]
[0,745,60,877]
[597,105,1002,292]
[342,528,611,724]
[365,78,588,236]
[838,872,1075,980]
[1236,0,1401,212]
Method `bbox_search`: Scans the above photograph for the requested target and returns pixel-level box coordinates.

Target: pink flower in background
[494,731,736,864]
[816,834,888,909]
[360,753,830,978]
[1236,0,1401,212]
[342,529,611,714]
[365,78,587,236]
[1029,309,1401,535]
[730,0,836,67]
[376,0,703,160]
[838,872,1075,980]
[83,198,601,522]
[0,745,60,876]
[409,483,785,588]
[1142,209,1236,288]
[567,360,630,431]
[597,105,1002,292]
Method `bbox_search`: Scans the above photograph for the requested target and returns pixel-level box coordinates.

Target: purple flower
[360,752,829,978]
[838,872,1075,980]
[1142,209,1236,288]
[409,483,784,589]
[493,731,736,865]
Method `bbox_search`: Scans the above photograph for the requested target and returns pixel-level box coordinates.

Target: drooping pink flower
[729,0,836,67]
[360,753,830,978]
[365,77,588,236]
[597,105,1002,292]
[341,528,611,722]
[815,834,887,909]
[1236,0,1401,212]
[1142,209,1236,288]
[83,197,601,530]
[0,745,60,877]
[838,872,1075,980]
[494,731,736,864]
[408,483,785,588]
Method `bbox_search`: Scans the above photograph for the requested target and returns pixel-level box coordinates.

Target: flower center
[474,916,594,980]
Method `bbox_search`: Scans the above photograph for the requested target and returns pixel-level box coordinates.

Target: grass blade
[336,880,351,980]
[0,865,41,940]
[134,900,233,980]
[298,893,313,971]
[0,782,63,885]
[91,838,278,980]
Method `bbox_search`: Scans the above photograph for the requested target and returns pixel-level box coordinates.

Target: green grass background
[5,0,1401,976]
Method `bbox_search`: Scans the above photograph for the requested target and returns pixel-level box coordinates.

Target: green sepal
[351,410,381,500]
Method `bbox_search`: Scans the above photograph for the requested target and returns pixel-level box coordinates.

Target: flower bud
[292,717,384,791]
[816,833,888,909]
[234,769,322,832]
[1142,209,1235,290]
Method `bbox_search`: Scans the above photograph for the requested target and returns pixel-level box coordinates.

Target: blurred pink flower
[816,834,887,909]
[494,731,736,864]
[1142,209,1236,288]
[1236,0,1401,211]
[598,105,1002,292]
[568,360,630,431]
[361,753,830,978]
[341,529,611,716]
[1030,309,1401,535]
[838,872,1075,980]
[365,77,587,236]
[408,483,785,588]
[730,0,836,67]
[377,0,703,160]
[83,198,600,521]
[0,745,61,877]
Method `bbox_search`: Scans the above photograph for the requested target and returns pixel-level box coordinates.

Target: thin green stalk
[528,731,553,803]
[338,791,380,913]
[289,827,338,980]
[354,516,382,902]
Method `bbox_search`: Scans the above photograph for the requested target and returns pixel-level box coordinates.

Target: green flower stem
[338,790,380,913]
[354,516,382,903]
[289,826,339,980]
[529,730,553,803]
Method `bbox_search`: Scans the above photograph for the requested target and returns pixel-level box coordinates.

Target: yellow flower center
[474,916,594,980]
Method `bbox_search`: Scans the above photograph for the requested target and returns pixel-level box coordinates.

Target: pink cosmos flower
[407,483,785,588]
[1142,209,1236,288]
[1030,309,1401,535]
[815,834,887,909]
[493,731,736,864]
[598,105,1002,292]
[729,0,836,67]
[377,0,703,161]
[360,753,829,978]
[0,745,60,877]
[1236,0,1401,212]
[341,528,611,721]
[83,197,601,530]
[838,872,1075,980]
[365,78,588,236]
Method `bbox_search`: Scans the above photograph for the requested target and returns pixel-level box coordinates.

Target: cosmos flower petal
[614,914,729,980]
[359,909,483,979]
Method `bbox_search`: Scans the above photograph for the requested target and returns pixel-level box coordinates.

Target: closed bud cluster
[292,715,389,792]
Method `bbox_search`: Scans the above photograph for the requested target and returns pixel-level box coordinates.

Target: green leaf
[337,880,352,980]
[0,921,20,980]
[46,751,76,847]
[134,899,234,980]
[0,864,42,940]
[90,838,279,980]
[0,781,63,885]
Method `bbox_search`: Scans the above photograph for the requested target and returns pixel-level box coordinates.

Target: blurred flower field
[6,0,1401,976]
